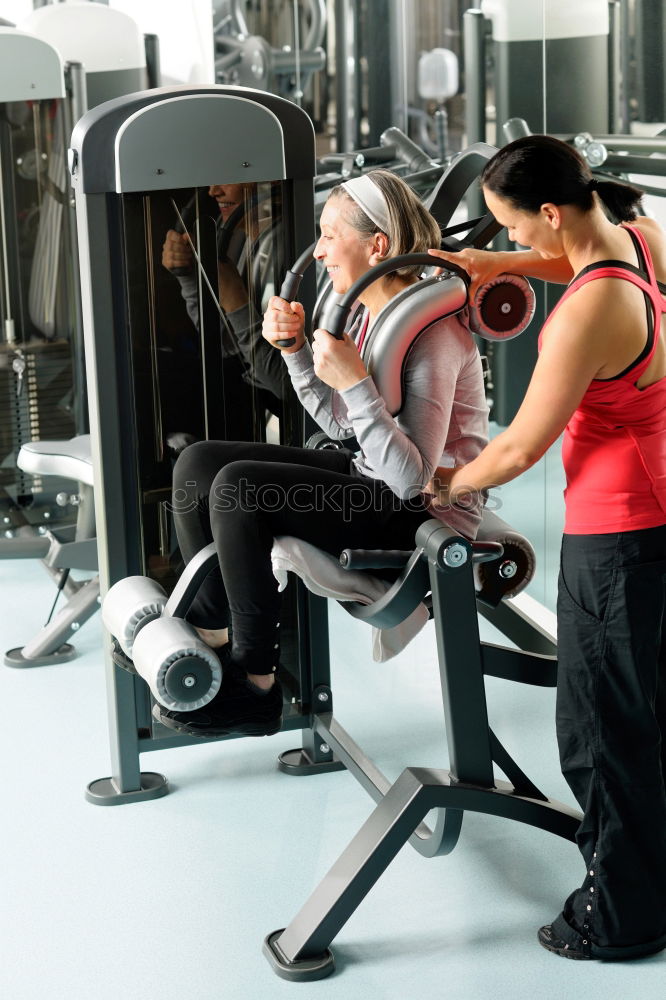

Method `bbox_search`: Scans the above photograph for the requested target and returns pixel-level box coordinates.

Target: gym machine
[79,108,582,971]
[633,0,666,126]
[0,27,81,537]
[1,3,158,667]
[214,0,326,105]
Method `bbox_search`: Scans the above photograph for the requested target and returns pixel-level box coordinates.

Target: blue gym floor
[1,443,664,1000]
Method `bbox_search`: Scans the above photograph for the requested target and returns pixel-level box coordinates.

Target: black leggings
[172,440,432,674]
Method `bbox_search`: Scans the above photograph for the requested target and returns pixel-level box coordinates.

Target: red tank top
[540,224,666,534]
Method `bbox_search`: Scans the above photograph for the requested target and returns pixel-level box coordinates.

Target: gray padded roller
[131,616,223,711]
[102,576,168,657]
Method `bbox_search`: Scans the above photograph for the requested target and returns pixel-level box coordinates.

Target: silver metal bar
[142,196,164,463]
[0,147,15,343]
[63,63,88,431]
[170,197,235,337]
[334,0,356,152]
[291,0,302,105]
[593,135,666,152]
[463,8,487,147]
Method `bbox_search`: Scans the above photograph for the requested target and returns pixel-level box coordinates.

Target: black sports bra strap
[589,225,664,382]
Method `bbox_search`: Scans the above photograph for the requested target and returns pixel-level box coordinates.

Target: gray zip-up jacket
[282,311,489,537]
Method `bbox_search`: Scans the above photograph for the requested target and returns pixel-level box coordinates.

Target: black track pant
[172,440,432,675]
[552,524,666,958]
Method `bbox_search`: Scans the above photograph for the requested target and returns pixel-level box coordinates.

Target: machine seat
[17,434,94,487]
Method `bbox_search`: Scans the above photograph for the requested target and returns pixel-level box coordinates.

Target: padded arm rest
[473,508,536,605]
[339,507,535,619]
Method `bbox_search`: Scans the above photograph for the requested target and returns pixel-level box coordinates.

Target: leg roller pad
[131,617,223,711]
[102,576,223,711]
[102,576,168,657]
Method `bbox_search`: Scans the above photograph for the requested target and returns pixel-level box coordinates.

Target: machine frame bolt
[442,542,468,568]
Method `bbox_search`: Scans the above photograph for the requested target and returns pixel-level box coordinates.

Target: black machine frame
[261,515,579,980]
[134,499,580,981]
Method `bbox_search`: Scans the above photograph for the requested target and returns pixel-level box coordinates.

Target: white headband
[340,174,391,234]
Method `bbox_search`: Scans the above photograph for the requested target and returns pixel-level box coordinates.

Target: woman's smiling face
[208,182,246,223]
[313,195,375,294]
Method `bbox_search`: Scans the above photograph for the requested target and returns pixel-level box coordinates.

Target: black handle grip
[275,268,300,346]
[470,541,504,564]
[339,548,413,570]
[274,243,318,348]
[275,270,299,347]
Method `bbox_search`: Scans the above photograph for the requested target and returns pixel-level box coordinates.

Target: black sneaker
[153,672,283,739]
[537,925,591,960]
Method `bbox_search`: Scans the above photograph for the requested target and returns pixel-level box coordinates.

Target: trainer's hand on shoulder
[312,328,368,391]
[262,296,306,353]
[427,247,504,302]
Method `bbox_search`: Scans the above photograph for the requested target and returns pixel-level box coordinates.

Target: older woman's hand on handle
[427,247,507,302]
[262,295,306,354]
[262,297,369,390]
[311,328,369,391]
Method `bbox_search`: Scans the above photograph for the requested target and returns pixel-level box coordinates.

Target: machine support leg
[264,762,581,979]
[86,661,169,805]
[264,768,432,980]
[5,577,100,667]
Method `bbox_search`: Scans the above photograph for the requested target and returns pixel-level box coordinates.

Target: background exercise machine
[0,4,159,666]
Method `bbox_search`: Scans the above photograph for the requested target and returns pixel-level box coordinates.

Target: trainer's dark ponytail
[588,176,644,221]
[481,134,644,223]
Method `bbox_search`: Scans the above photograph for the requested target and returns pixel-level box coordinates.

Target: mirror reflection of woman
[162,181,290,422]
